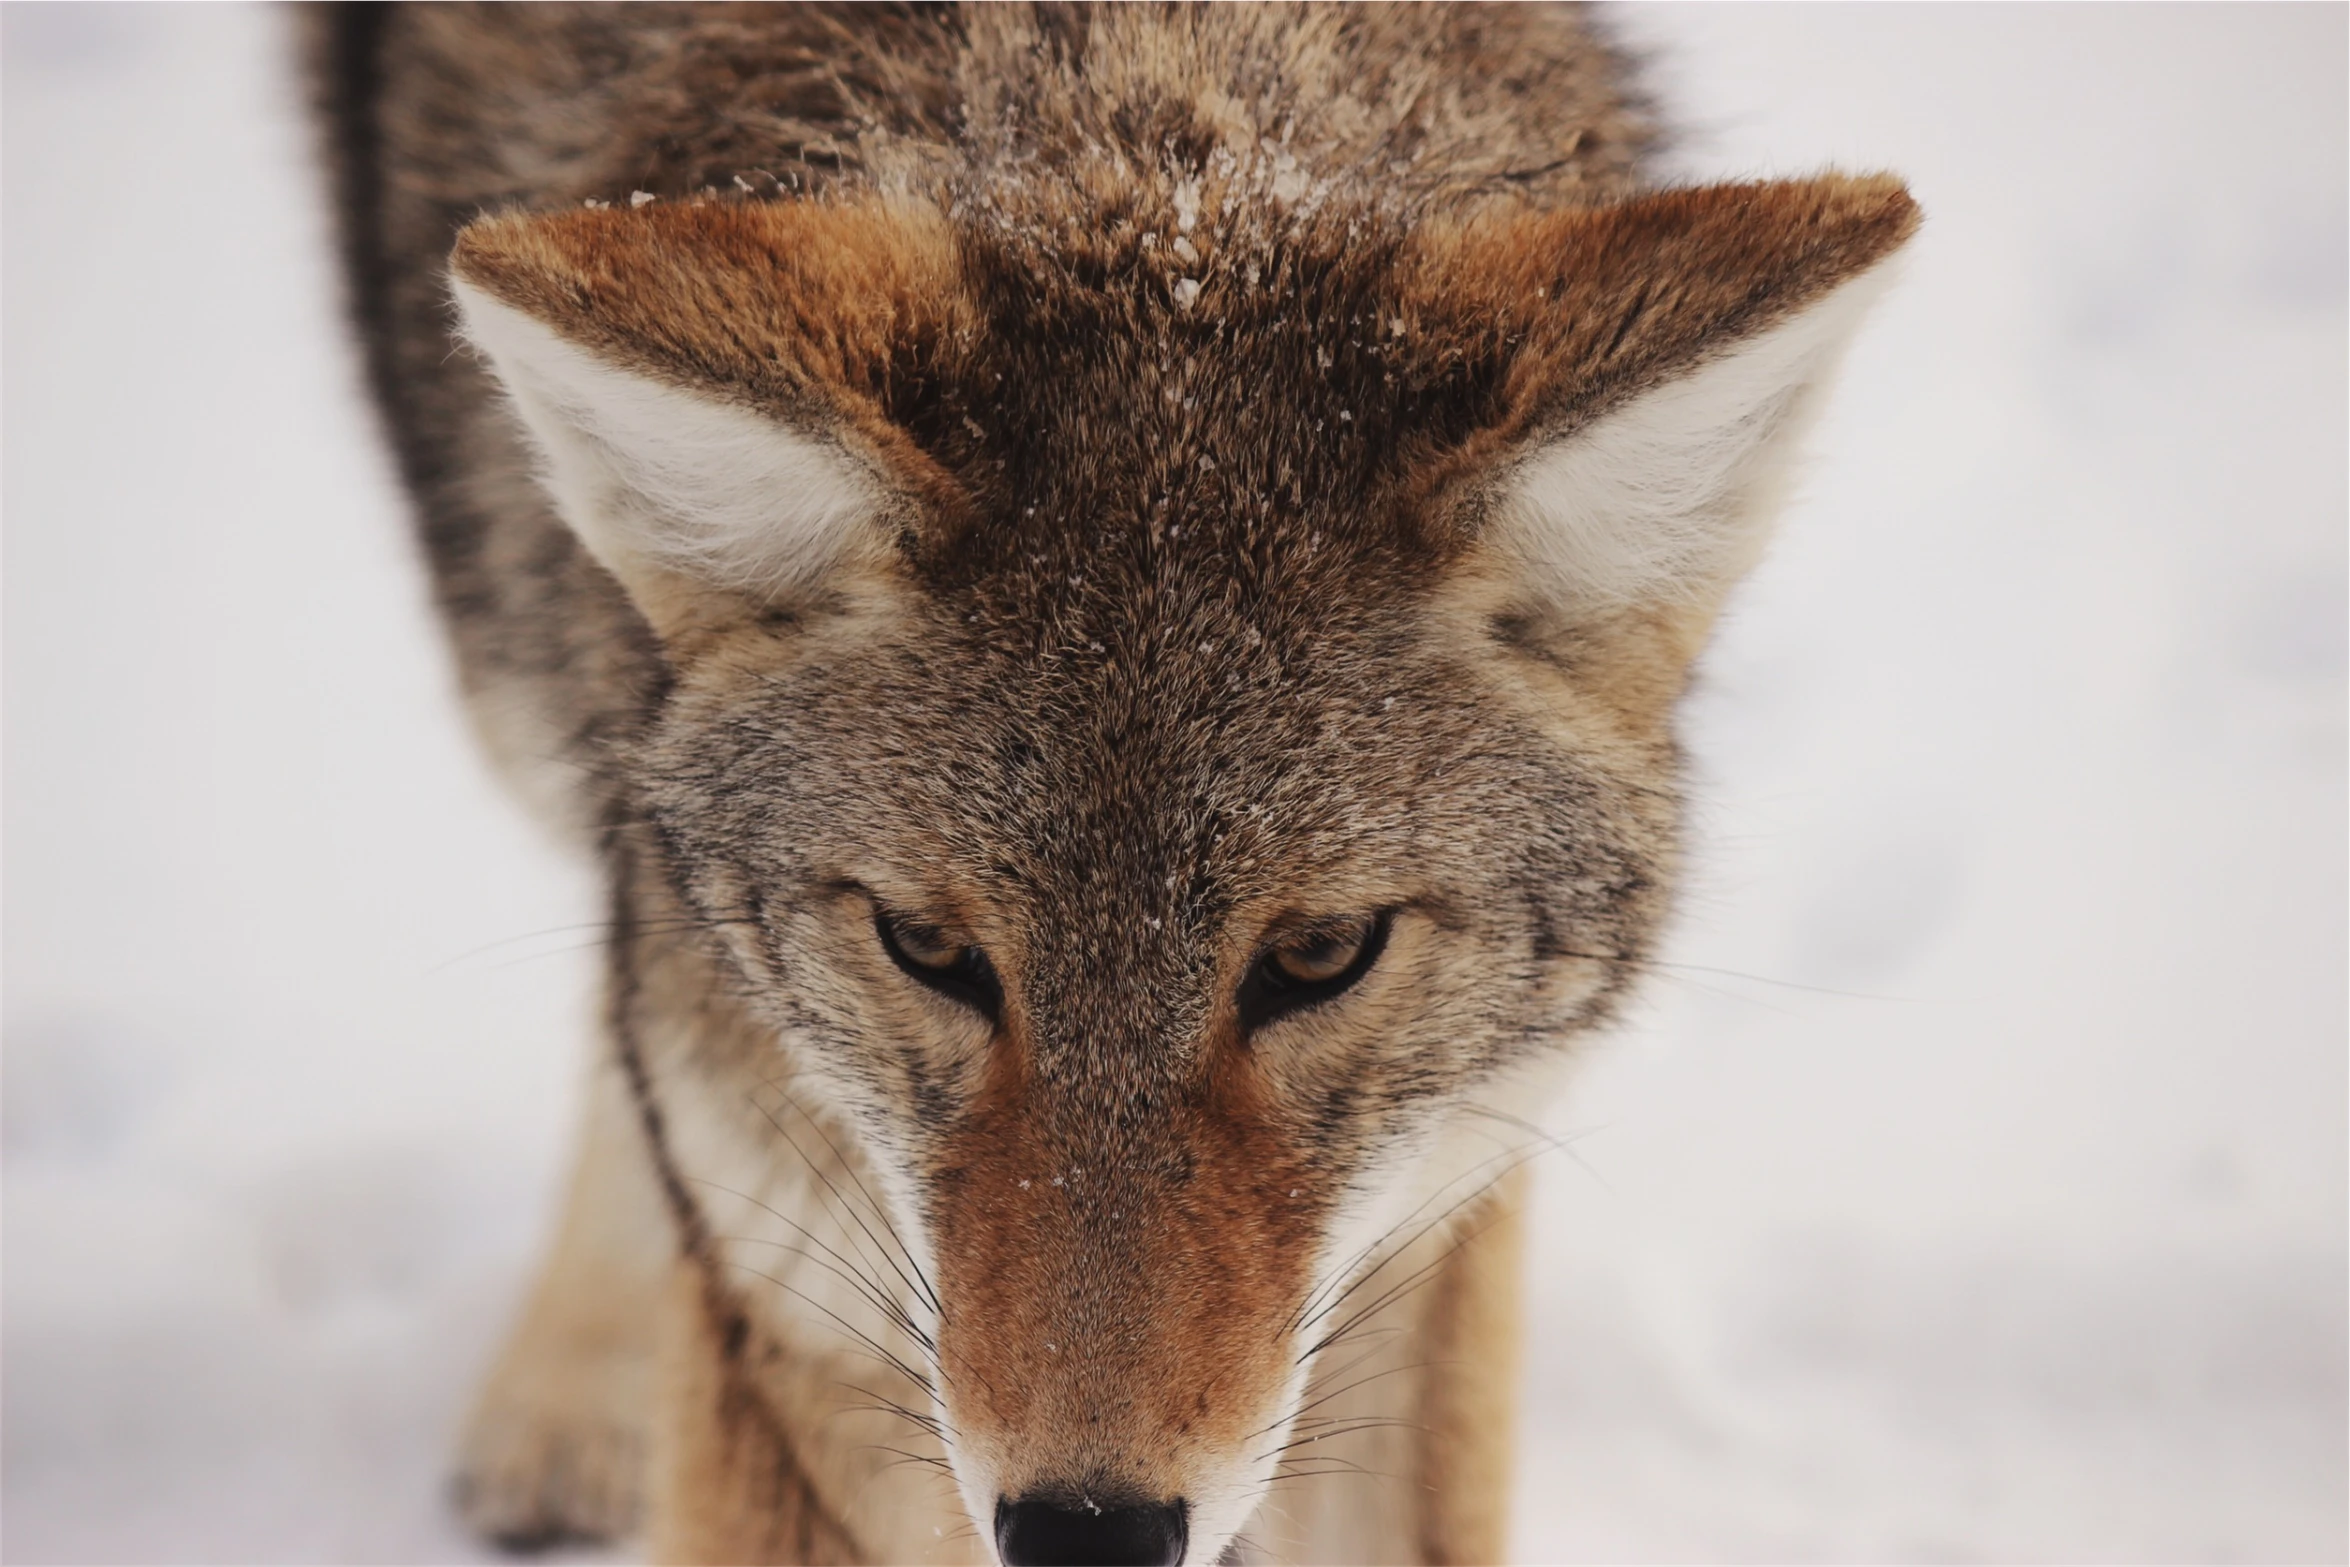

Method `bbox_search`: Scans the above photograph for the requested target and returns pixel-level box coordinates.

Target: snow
[3,4,2341,1563]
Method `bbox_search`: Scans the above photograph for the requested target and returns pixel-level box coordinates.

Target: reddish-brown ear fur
[1412,174,1919,448]
[451,199,979,507]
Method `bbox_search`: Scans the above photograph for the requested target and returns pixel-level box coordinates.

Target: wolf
[308,5,1914,1562]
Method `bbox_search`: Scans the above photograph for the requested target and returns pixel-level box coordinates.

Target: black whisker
[757,1082,943,1317]
[1277,1358,1443,1434]
[1246,1337,1402,1440]
[728,1100,939,1340]
[700,1191,934,1349]
[832,1380,951,1441]
[728,1264,937,1393]
[1293,1135,1547,1342]
[1263,1416,1426,1459]
[1301,1184,1525,1363]
[1290,1134,1537,1333]
[855,1444,957,1476]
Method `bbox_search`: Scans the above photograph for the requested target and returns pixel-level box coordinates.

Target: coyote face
[449,168,1913,1556]
[627,468,1675,1542]
[313,3,1912,1554]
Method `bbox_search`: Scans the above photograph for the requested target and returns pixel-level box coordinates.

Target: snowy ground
[4,5,2341,1563]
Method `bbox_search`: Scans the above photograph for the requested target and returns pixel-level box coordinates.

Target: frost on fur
[450,280,884,605]
[1491,265,1899,610]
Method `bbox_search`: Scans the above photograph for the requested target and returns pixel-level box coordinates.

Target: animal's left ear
[1431,175,1919,618]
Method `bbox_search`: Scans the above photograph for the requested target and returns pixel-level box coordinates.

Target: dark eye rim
[874,908,1002,1022]
[1238,909,1394,1033]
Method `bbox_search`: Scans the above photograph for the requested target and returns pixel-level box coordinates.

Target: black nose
[995,1494,1187,1566]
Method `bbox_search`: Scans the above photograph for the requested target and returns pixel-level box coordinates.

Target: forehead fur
[453,176,1914,599]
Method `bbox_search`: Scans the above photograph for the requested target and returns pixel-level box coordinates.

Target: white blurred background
[3,4,2340,1562]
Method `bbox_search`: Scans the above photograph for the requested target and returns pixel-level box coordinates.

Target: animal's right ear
[448,199,973,641]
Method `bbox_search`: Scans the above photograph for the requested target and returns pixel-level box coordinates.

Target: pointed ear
[1432,175,1919,615]
[448,199,972,636]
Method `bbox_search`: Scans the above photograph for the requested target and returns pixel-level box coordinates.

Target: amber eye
[888,920,967,971]
[1269,920,1376,984]
[1240,911,1391,1032]
[875,909,1001,1020]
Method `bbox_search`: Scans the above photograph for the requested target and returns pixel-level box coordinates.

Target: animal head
[452,173,1914,1560]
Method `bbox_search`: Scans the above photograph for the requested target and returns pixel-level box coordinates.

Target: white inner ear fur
[1492,263,1900,610]
[451,278,885,601]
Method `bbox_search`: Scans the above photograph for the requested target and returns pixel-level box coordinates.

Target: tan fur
[453,1054,671,1546]
[309,6,1914,1560]
[1414,1171,1529,1567]
[650,1261,864,1566]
